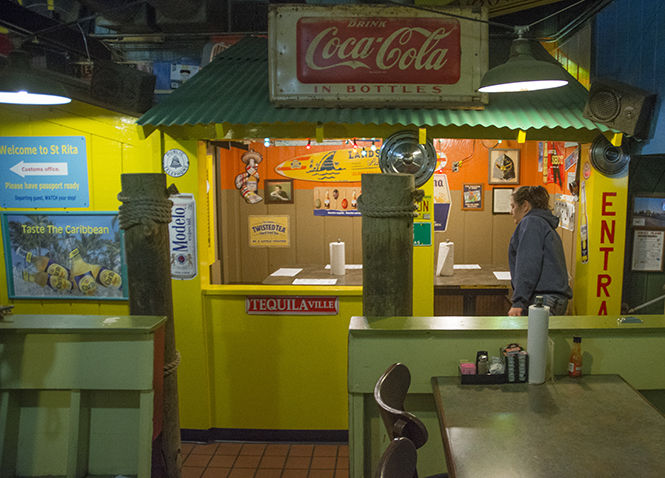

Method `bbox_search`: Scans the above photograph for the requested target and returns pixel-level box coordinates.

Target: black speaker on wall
[583,78,656,139]
[90,61,156,114]
[589,134,630,177]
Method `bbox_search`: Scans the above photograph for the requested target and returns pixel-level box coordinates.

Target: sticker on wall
[416,195,432,220]
[248,215,290,247]
[538,142,544,172]
[564,147,579,170]
[433,173,451,231]
[413,222,432,246]
[0,136,89,208]
[162,148,190,177]
[0,212,127,300]
[313,186,360,216]
[583,162,592,180]
[169,193,197,279]
[275,148,380,182]
[235,149,263,204]
[547,142,564,186]
[553,194,576,231]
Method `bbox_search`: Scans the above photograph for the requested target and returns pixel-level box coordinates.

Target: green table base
[0,315,165,478]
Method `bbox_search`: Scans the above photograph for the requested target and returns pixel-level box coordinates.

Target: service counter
[348,314,665,478]
[263,264,511,317]
[262,265,363,286]
[433,264,511,315]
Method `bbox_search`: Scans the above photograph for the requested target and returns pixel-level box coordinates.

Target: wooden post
[118,173,181,478]
[359,173,420,316]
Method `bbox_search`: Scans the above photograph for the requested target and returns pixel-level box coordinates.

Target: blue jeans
[539,294,569,315]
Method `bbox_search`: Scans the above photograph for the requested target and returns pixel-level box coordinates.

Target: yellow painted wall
[0,102,211,430]
[203,287,361,429]
[414,179,434,316]
[0,102,365,432]
[573,144,628,315]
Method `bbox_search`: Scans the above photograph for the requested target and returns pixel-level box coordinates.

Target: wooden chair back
[374,363,429,449]
[375,437,418,478]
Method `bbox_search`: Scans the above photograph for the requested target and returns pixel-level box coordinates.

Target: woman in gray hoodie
[508,186,572,316]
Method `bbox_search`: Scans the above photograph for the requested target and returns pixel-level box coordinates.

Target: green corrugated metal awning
[137,36,609,142]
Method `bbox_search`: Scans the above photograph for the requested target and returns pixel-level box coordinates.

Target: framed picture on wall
[265,179,294,204]
[462,184,483,210]
[631,229,665,271]
[492,187,514,214]
[631,193,665,229]
[489,148,520,185]
[0,212,127,300]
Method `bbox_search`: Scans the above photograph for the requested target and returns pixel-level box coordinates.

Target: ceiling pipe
[76,0,143,24]
[77,0,201,22]
[146,0,202,20]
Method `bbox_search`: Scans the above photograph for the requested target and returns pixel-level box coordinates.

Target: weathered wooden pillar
[358,173,422,316]
[118,173,181,478]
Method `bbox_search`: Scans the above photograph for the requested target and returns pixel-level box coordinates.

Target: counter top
[434,264,510,288]
[0,314,166,333]
[262,264,362,286]
[349,314,665,332]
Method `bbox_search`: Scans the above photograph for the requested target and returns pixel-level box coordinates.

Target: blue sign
[0,136,89,208]
[434,203,451,231]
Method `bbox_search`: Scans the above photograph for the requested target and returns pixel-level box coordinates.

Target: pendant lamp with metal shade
[0,50,71,105]
[478,29,570,93]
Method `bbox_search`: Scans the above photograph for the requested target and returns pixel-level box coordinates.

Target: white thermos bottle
[527,296,550,384]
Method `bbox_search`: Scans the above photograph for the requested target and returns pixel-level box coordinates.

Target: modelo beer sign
[269,5,488,107]
[169,193,197,280]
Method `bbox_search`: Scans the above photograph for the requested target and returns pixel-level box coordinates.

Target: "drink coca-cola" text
[297,17,461,84]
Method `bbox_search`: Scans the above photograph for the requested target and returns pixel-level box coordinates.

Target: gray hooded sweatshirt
[508,208,573,312]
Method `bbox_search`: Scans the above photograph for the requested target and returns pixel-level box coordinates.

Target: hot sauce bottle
[568,336,583,377]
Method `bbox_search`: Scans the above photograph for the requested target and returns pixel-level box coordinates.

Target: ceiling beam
[0,0,111,60]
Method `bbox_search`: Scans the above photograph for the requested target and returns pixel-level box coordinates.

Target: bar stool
[374,362,448,478]
[375,437,418,478]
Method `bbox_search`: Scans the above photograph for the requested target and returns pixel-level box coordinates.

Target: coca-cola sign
[269,5,488,107]
[297,18,460,84]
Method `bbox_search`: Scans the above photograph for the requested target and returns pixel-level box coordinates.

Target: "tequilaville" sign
[246,296,339,315]
[268,5,488,107]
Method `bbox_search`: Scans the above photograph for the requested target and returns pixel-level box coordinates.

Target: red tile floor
[181,441,350,478]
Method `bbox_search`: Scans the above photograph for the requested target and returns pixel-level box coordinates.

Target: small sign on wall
[248,215,290,247]
[1,212,126,300]
[0,136,89,208]
[169,193,197,279]
[246,295,339,314]
[413,222,432,247]
[313,186,361,216]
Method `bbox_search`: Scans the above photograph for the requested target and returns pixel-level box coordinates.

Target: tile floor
[181,441,349,478]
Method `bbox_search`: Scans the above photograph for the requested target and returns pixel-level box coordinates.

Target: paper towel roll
[436,241,454,276]
[527,298,550,384]
[330,241,346,275]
